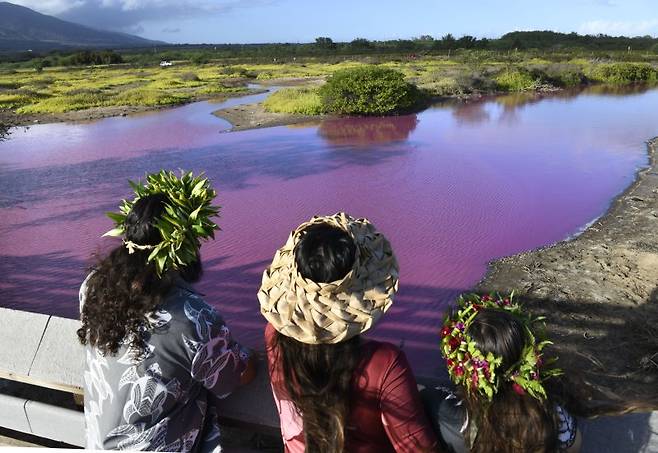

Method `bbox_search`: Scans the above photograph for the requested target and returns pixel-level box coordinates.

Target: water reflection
[451,101,491,125]
[318,114,418,147]
[449,84,658,126]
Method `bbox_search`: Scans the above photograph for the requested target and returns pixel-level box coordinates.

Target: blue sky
[13,0,658,43]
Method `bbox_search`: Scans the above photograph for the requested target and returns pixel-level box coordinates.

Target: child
[425,293,581,453]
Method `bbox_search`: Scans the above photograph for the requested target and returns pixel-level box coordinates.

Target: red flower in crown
[454,365,465,377]
[449,337,461,351]
[512,383,525,395]
[441,326,451,338]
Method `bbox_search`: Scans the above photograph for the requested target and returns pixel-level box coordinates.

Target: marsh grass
[0,64,249,114]
[263,87,325,115]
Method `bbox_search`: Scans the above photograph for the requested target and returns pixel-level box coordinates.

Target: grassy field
[1,53,657,117]
[0,64,248,114]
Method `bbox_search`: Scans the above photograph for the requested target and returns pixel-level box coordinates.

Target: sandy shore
[478,138,658,415]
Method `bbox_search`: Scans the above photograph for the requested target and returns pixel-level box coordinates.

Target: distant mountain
[0,2,163,52]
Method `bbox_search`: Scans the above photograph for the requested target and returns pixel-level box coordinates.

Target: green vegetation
[2,35,658,119]
[0,64,246,114]
[590,63,658,84]
[263,87,325,115]
[495,69,539,92]
[319,66,421,115]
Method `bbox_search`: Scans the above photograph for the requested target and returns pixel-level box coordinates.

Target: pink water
[1,86,657,375]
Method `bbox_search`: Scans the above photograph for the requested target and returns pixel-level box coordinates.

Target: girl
[258,213,440,453]
[78,171,256,451]
[426,293,581,453]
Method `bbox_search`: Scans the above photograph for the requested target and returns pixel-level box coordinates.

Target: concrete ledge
[24,400,84,447]
[30,316,85,394]
[0,394,31,434]
[0,309,49,377]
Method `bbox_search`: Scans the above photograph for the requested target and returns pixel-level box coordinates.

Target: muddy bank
[212,102,323,132]
[478,138,658,415]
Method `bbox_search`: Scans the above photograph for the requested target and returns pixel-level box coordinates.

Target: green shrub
[319,66,421,115]
[535,64,587,87]
[263,87,325,115]
[495,69,538,91]
[592,63,658,84]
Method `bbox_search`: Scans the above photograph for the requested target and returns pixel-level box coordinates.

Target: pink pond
[1,85,657,376]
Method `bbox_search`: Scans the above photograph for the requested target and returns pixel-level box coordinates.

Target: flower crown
[103,170,220,276]
[440,292,561,401]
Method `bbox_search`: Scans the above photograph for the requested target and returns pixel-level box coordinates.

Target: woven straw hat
[258,212,399,344]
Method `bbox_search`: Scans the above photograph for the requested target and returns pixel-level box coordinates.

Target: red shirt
[265,323,439,453]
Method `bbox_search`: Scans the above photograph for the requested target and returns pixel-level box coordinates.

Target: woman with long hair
[258,213,440,453]
[78,171,256,451]
[425,293,582,453]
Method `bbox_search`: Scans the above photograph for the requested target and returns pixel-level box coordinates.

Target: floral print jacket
[80,275,250,452]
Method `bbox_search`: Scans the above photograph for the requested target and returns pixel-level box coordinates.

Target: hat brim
[258,212,399,345]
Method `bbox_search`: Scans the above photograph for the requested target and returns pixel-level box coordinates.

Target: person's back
[266,325,435,453]
[259,213,439,453]
[78,172,255,451]
[424,293,582,453]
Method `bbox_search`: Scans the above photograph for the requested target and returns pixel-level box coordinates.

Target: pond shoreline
[477,138,658,415]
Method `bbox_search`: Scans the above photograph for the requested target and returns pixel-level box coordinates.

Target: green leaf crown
[103,170,220,276]
[440,292,561,401]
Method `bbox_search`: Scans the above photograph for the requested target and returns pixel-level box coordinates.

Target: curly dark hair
[77,193,201,356]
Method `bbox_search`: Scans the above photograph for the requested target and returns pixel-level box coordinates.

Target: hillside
[0,2,162,52]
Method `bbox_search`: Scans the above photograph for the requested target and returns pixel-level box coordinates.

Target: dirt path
[477,138,658,415]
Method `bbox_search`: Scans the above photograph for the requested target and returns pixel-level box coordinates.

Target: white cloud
[12,0,85,15]
[14,0,262,14]
[579,19,658,36]
[12,0,277,33]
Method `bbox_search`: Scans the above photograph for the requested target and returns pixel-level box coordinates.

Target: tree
[457,35,477,49]
[441,34,457,50]
[315,37,336,49]
[350,38,372,51]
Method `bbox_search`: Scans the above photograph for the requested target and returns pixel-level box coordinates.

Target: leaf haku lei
[440,292,561,401]
[103,170,220,276]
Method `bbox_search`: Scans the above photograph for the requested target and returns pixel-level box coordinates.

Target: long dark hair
[274,223,360,453]
[77,193,201,356]
[463,309,559,453]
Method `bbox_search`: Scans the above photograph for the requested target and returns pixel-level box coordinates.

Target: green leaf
[102,227,124,237]
[106,212,126,223]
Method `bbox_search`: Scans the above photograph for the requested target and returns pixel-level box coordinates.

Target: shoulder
[160,283,226,338]
[358,340,412,383]
[362,339,405,366]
